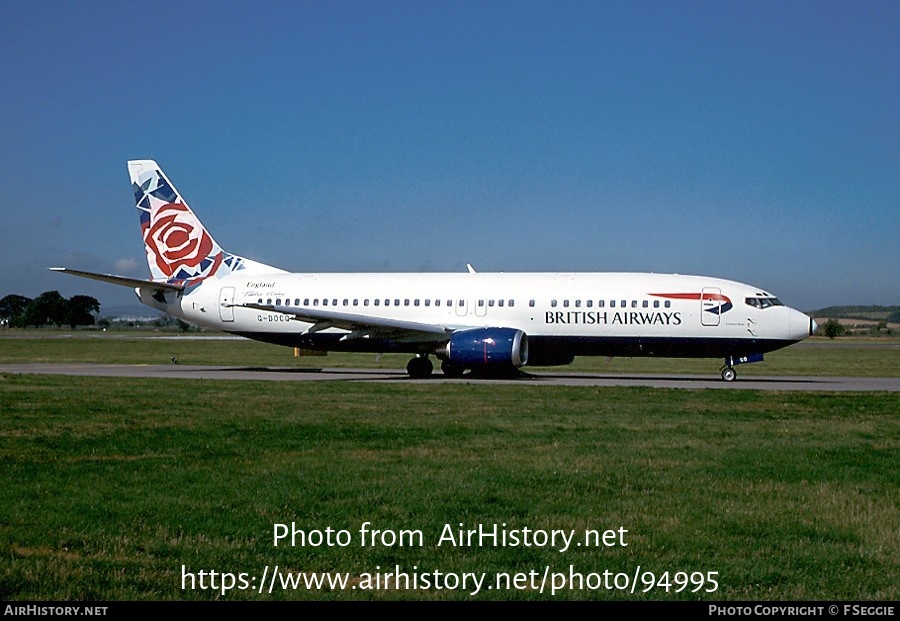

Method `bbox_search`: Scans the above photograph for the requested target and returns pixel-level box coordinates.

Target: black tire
[406,356,433,379]
[721,367,737,382]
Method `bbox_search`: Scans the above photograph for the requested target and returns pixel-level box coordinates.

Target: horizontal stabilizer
[49,267,184,292]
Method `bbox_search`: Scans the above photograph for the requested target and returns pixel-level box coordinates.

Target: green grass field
[1,331,898,377]
[0,334,897,601]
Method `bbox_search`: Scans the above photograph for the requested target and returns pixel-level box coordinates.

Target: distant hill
[807,305,900,323]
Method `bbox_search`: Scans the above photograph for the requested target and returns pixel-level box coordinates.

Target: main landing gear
[406,355,433,379]
[440,359,466,378]
[406,355,468,379]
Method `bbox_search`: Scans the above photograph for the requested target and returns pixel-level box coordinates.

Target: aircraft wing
[49,267,185,292]
[236,302,455,342]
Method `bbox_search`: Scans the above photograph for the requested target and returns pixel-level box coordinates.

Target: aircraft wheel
[406,356,433,379]
[721,367,737,382]
[440,359,466,378]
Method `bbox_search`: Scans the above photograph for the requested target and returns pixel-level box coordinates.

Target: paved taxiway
[1,363,897,391]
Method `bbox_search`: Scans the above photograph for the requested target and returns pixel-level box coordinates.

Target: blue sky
[1,0,897,313]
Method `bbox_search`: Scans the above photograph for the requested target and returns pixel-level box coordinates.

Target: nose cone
[789,308,815,341]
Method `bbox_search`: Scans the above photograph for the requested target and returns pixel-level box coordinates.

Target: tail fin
[128,160,280,284]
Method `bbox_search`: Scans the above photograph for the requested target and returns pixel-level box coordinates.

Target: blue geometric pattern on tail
[149,177,177,202]
[128,160,246,284]
[126,159,282,282]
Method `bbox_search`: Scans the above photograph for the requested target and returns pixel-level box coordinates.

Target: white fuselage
[141,271,813,362]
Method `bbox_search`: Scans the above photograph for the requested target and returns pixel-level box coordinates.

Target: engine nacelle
[440,328,529,368]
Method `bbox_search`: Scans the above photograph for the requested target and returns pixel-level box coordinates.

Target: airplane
[52,159,817,381]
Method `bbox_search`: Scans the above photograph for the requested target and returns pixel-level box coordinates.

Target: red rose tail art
[130,161,237,285]
[144,202,216,277]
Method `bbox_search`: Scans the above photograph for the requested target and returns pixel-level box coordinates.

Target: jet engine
[439,327,529,368]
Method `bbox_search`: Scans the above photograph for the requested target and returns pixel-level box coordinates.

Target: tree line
[0,291,101,329]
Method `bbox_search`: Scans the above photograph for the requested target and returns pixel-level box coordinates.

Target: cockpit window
[746,296,783,309]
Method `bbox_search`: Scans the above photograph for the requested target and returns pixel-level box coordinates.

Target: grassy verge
[0,332,898,377]
[0,375,896,600]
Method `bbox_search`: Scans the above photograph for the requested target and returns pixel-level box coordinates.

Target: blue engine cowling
[441,328,529,368]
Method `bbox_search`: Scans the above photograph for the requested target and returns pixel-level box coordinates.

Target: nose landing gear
[720,353,764,382]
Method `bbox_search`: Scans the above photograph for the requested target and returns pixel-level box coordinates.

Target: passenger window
[598,300,605,308]
[642,300,648,308]
[653,300,659,308]
[586,300,592,308]
[665,301,671,308]
[575,300,581,308]
[424,299,430,306]
[509,300,515,307]
[610,300,616,308]
[488,300,495,307]
[631,300,638,308]
[374,299,380,306]
[529,300,535,307]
